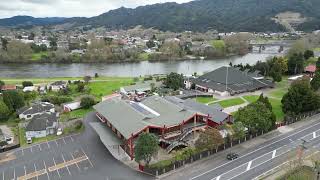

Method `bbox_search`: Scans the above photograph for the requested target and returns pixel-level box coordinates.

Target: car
[56,128,63,136]
[227,153,239,160]
[27,137,32,144]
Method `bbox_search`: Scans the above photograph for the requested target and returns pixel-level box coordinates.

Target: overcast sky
[0,0,193,18]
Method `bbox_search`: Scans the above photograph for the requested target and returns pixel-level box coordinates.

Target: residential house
[0,85,17,91]
[120,80,162,97]
[63,101,81,112]
[17,102,55,120]
[186,66,274,96]
[305,65,316,77]
[23,86,37,92]
[50,81,67,92]
[25,113,58,138]
[91,95,231,160]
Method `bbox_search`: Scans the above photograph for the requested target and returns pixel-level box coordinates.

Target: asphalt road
[188,118,320,180]
[0,112,153,180]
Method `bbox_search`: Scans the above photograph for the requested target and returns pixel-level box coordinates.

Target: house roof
[17,102,54,116]
[305,65,316,73]
[164,96,229,123]
[26,113,57,131]
[51,81,67,86]
[121,80,162,93]
[93,96,196,139]
[191,66,273,93]
[0,85,16,91]
[63,101,81,110]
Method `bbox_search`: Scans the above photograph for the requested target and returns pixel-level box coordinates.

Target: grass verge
[216,98,245,108]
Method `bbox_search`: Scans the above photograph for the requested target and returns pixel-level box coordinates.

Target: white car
[56,128,63,136]
[27,137,32,144]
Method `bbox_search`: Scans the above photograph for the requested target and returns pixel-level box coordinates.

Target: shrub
[80,96,95,109]
[22,81,33,88]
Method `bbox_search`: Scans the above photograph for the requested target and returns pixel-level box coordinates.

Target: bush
[74,120,83,130]
[22,81,33,88]
[41,95,72,105]
[80,96,95,109]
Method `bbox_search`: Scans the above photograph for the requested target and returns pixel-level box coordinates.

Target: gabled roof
[0,85,16,91]
[17,102,54,116]
[26,113,57,131]
[93,96,196,139]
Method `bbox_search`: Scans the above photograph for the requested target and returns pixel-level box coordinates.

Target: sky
[0,0,193,19]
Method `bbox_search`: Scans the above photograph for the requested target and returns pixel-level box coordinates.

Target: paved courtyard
[0,112,153,180]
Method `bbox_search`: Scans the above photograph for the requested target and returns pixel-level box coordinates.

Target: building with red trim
[91,96,232,160]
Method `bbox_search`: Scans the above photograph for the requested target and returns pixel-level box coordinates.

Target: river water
[0,53,275,78]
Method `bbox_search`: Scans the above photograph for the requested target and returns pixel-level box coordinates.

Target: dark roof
[208,103,223,111]
[17,102,54,115]
[164,96,229,123]
[51,81,67,86]
[191,66,273,94]
[26,113,57,131]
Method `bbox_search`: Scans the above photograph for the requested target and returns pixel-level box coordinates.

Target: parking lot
[0,135,94,180]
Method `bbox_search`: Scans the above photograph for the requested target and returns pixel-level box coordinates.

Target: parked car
[227,153,239,160]
[56,128,63,136]
[27,137,32,144]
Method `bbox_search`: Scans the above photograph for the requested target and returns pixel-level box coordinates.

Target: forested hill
[1,0,320,32]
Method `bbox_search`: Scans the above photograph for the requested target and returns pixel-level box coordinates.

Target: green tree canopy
[282,77,320,114]
[195,127,224,150]
[134,133,158,165]
[235,101,276,133]
[231,122,246,139]
[0,100,11,121]
[304,50,314,60]
[288,53,305,75]
[22,81,33,88]
[2,91,25,112]
[311,70,320,91]
[80,96,95,109]
[0,80,4,87]
[165,72,184,91]
[257,93,272,111]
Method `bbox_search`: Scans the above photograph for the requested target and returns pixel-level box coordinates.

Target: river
[0,53,276,78]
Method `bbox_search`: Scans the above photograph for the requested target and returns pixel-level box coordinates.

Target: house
[50,81,67,92]
[23,86,37,92]
[91,95,232,160]
[17,102,55,120]
[120,80,162,97]
[186,66,274,96]
[25,113,58,138]
[63,101,81,112]
[305,65,316,77]
[0,85,16,91]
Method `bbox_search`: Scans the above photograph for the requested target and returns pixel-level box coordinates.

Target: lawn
[277,166,315,180]
[194,96,217,104]
[269,98,284,122]
[88,79,133,98]
[60,108,93,122]
[31,52,49,61]
[269,89,288,99]
[216,98,245,108]
[242,95,259,103]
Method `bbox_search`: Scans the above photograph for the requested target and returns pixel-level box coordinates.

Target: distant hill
[0,16,66,27]
[1,0,320,32]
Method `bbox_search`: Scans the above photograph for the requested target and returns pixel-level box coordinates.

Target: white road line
[43,160,50,180]
[2,171,4,180]
[38,144,42,151]
[30,146,33,153]
[246,161,252,171]
[190,121,320,180]
[81,148,94,168]
[272,150,276,158]
[216,176,221,180]
[71,153,81,172]
[313,132,316,139]
[22,148,24,156]
[24,166,26,176]
[46,141,50,149]
[70,136,74,142]
[53,157,61,178]
[13,168,15,180]
[55,140,58,146]
[62,154,71,175]
[63,138,67,145]
[34,163,38,180]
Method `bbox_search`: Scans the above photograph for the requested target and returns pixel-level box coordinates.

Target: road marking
[43,160,50,180]
[52,157,61,178]
[272,150,277,158]
[24,166,26,176]
[46,141,50,149]
[38,144,42,151]
[30,146,33,153]
[34,163,38,180]
[13,168,15,180]
[190,121,320,180]
[216,176,221,180]
[70,136,74,142]
[17,169,47,180]
[71,153,81,172]
[63,138,67,145]
[313,132,316,139]
[55,140,58,146]
[48,156,87,172]
[81,148,94,168]
[62,154,71,175]
[246,161,252,171]
[22,149,24,156]
[2,171,4,180]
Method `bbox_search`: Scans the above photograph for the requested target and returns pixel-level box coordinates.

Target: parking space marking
[48,156,87,172]
[24,166,26,176]
[2,171,4,180]
[38,144,42,151]
[70,136,74,142]
[62,138,67,145]
[61,154,71,175]
[81,148,94,168]
[34,163,38,180]
[54,140,58,147]
[43,160,50,180]
[46,141,50,149]
[22,149,24,156]
[52,157,61,178]
[17,169,47,180]
[13,168,16,180]
[70,153,81,172]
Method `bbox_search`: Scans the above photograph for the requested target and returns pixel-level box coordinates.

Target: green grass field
[60,108,94,122]
[88,79,133,98]
[31,52,49,61]
[242,95,259,103]
[216,98,245,108]
[277,166,315,180]
[195,96,217,104]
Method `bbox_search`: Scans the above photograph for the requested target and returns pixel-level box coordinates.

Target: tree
[146,40,156,48]
[282,77,320,114]
[269,61,282,82]
[83,76,92,84]
[0,38,8,51]
[2,91,25,112]
[231,122,246,139]
[235,102,275,133]
[77,83,85,92]
[94,73,99,78]
[311,70,320,91]
[0,101,11,121]
[22,81,33,88]
[304,50,314,60]
[195,127,224,150]
[28,32,35,40]
[316,58,320,70]
[288,53,304,75]
[165,72,184,90]
[6,40,33,62]
[80,96,95,109]
[257,94,272,111]
[0,80,4,87]
[134,133,158,165]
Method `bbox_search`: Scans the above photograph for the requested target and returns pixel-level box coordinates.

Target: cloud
[0,0,193,18]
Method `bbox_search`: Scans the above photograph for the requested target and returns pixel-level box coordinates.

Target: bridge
[249,40,294,47]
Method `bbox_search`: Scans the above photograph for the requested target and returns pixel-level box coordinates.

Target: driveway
[0,112,153,180]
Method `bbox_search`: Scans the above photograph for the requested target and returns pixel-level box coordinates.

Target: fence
[143,131,265,176]
[279,110,320,127]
